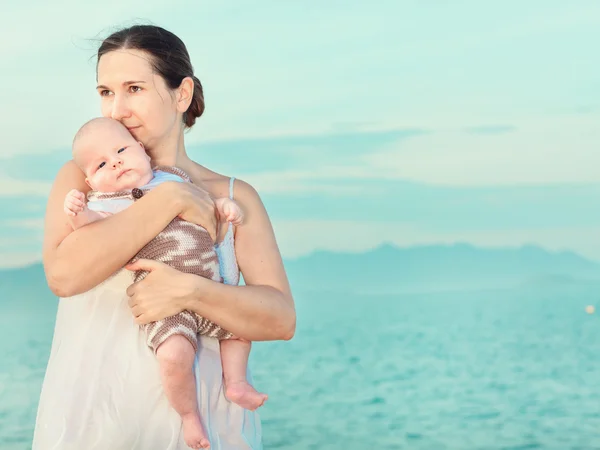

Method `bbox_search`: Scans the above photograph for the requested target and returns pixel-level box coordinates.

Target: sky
[2,0,600,267]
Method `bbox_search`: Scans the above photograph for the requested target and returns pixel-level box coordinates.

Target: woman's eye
[98,162,106,169]
[129,86,142,93]
[118,147,125,153]
[99,90,112,97]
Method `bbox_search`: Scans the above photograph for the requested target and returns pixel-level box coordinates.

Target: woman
[33,25,295,450]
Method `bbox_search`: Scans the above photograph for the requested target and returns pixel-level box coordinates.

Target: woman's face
[96,49,180,151]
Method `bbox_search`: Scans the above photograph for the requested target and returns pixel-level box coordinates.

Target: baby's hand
[217,198,244,225]
[64,189,87,217]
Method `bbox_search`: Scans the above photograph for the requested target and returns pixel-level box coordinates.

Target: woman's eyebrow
[96,81,147,90]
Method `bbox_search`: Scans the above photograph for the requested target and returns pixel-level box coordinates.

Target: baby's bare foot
[182,412,210,449]
[225,381,268,411]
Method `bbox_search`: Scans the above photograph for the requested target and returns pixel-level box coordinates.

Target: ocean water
[2,286,600,449]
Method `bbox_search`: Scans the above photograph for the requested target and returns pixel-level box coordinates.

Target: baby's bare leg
[220,339,268,411]
[156,335,210,449]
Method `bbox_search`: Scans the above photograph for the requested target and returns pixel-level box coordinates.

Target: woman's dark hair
[97,25,204,128]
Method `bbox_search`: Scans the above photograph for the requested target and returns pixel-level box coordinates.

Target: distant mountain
[1,243,599,299]
[283,243,600,293]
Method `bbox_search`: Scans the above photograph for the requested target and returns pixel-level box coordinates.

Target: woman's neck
[148,124,194,170]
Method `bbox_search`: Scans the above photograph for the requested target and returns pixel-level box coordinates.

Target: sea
[2,286,600,449]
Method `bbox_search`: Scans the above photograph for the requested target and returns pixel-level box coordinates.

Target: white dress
[32,177,262,450]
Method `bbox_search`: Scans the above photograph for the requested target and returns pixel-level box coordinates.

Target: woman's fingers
[126,282,138,299]
[127,293,136,307]
[130,305,142,318]
[176,183,218,241]
[125,258,165,273]
[134,313,149,325]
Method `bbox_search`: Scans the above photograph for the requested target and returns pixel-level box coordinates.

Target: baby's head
[73,117,153,192]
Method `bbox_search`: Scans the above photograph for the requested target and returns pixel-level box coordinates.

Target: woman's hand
[125,259,202,324]
[159,181,218,242]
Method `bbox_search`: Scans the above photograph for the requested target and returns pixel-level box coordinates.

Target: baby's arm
[214,198,244,226]
[64,189,111,230]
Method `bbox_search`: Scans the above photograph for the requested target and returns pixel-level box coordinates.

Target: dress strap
[229,177,236,200]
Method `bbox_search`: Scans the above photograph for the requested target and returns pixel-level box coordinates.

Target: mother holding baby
[32,25,295,449]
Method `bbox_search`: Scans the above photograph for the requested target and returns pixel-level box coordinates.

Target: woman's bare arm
[43,161,216,297]
[126,179,296,341]
[188,180,295,340]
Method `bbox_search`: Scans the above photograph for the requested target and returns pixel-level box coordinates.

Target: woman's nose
[111,95,131,121]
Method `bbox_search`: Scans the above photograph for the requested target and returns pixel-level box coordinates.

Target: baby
[64,117,267,449]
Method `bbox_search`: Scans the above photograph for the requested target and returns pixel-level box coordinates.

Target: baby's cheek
[94,175,117,192]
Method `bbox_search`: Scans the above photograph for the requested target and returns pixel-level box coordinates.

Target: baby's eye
[129,86,142,93]
[118,147,125,153]
[98,162,106,169]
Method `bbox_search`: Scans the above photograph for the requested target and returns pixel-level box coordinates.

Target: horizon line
[1,241,596,271]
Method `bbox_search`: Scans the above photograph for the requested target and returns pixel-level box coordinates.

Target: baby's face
[78,124,154,192]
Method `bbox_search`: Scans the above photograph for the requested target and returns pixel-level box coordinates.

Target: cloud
[0,232,42,268]
[364,116,600,186]
[0,252,42,269]
[0,127,421,186]
[10,115,593,195]
[0,178,52,197]
[7,0,600,161]
[239,170,369,195]
[2,219,44,230]
[464,125,517,135]
[4,1,600,266]
[0,1,407,158]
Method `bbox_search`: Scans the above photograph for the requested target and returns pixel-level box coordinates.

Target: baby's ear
[139,141,150,159]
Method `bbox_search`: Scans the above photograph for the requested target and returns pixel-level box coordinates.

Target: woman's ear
[176,77,194,113]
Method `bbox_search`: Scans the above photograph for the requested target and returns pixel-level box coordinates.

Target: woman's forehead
[97,49,154,84]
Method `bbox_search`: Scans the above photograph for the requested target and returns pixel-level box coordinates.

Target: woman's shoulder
[57,159,84,178]
[187,163,261,203]
[53,160,89,192]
